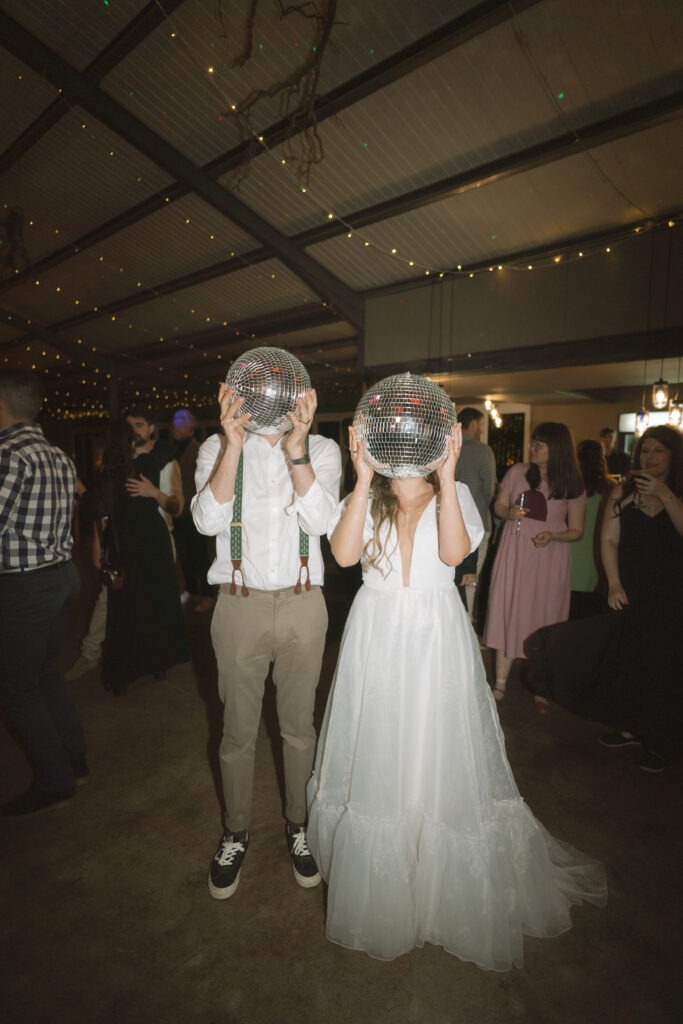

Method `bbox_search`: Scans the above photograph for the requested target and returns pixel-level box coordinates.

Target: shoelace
[289,829,311,858]
[216,836,246,867]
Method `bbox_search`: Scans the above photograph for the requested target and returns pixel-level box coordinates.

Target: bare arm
[159,460,184,517]
[330,427,373,567]
[436,425,470,566]
[660,489,683,535]
[283,389,318,497]
[492,483,510,523]
[207,383,250,504]
[601,485,627,609]
[532,500,585,548]
[493,482,526,523]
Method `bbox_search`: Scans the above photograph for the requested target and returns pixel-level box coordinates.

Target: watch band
[289,454,311,465]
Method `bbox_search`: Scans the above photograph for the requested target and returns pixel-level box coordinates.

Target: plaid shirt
[0,421,77,571]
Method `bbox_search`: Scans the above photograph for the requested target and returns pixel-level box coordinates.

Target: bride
[307,418,606,970]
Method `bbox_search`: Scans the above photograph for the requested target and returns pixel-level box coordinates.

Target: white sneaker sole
[208,868,241,900]
[292,866,321,889]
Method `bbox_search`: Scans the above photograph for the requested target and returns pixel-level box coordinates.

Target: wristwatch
[289,455,311,465]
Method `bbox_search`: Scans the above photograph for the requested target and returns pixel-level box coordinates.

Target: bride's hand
[437,424,462,485]
[348,426,373,489]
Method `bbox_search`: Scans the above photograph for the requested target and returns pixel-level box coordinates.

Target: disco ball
[225,347,311,434]
[353,373,456,478]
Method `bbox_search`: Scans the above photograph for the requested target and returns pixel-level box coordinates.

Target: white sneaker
[64,655,99,681]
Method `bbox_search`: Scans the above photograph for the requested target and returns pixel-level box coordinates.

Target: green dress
[570,491,602,593]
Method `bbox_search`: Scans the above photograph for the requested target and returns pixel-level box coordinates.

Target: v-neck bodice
[327,484,484,591]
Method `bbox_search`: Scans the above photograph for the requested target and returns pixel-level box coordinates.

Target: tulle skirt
[307,584,606,970]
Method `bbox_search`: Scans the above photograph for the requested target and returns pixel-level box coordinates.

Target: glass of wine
[513,492,528,535]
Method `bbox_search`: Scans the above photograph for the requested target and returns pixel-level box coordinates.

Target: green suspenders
[229,442,311,597]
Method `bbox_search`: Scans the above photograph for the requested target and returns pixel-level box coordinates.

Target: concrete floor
[2,551,681,1024]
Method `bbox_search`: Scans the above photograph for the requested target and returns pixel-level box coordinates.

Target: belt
[0,560,69,575]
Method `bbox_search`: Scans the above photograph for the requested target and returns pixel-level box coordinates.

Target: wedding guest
[484,422,585,708]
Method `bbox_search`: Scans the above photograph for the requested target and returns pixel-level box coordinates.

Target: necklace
[636,493,661,515]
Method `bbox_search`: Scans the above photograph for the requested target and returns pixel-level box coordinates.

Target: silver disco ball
[353,373,457,478]
[225,347,311,434]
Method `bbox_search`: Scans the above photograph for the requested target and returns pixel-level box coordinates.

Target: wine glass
[513,492,528,534]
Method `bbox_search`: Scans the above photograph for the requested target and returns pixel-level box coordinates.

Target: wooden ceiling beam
[0,0,189,175]
[0,0,542,287]
[363,326,683,381]
[0,11,365,331]
[34,92,683,331]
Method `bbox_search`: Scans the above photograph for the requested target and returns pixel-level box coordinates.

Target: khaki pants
[211,584,328,833]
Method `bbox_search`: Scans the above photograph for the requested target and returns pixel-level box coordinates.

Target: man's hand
[219,383,250,450]
[125,473,157,499]
[284,389,317,460]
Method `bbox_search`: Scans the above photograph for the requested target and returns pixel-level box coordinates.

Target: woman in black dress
[93,422,188,693]
[526,426,683,772]
[597,425,683,770]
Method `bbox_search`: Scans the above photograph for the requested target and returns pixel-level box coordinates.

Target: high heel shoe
[493,684,506,702]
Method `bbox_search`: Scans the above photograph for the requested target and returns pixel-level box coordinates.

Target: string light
[7,25,683,418]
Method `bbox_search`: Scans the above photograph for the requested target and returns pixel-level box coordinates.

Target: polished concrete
[2,551,681,1024]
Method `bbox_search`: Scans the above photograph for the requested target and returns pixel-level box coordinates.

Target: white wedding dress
[307,489,607,970]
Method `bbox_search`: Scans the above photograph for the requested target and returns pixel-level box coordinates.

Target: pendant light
[668,354,682,428]
[635,361,649,437]
[652,374,669,409]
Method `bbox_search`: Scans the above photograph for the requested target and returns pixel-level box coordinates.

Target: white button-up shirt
[191,431,341,589]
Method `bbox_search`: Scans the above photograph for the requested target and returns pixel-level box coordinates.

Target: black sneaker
[285,823,321,889]
[208,830,249,900]
[0,784,75,818]
[599,731,641,749]
[638,750,667,774]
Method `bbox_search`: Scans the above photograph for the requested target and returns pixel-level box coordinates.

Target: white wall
[365,227,682,368]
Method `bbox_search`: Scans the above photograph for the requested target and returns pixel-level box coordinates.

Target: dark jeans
[0,560,86,792]
[174,515,213,597]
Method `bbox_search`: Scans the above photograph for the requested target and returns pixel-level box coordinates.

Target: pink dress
[484,463,586,660]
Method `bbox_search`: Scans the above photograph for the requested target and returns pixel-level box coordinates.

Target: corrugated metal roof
[1,0,149,71]
[0,0,681,413]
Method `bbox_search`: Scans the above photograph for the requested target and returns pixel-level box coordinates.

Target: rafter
[0,10,364,330]
[0,0,189,176]
[365,326,683,381]
[0,0,542,287]
[25,88,682,333]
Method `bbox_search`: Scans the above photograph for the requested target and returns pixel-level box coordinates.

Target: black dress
[100,450,188,693]
[527,501,683,759]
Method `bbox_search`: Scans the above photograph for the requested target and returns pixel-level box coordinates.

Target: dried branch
[217,0,337,184]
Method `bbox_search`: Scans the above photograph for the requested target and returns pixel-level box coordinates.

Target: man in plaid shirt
[0,370,88,817]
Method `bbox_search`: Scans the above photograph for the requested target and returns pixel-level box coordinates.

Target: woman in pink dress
[484,422,586,708]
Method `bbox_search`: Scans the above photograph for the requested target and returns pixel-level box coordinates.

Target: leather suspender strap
[294,518,311,594]
[229,453,249,596]
[230,441,311,597]
[294,436,311,594]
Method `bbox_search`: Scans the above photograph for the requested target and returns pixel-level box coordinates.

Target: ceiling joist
[0,9,365,330]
